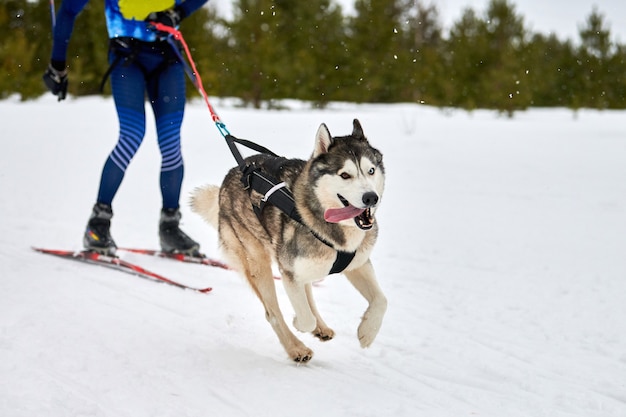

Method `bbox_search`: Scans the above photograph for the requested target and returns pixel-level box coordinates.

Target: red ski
[118,248,231,270]
[117,248,285,280]
[32,247,212,293]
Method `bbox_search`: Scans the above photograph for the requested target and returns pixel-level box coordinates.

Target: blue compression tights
[96,43,186,210]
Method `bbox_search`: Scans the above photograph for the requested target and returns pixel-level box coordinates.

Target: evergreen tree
[67,0,109,96]
[270,0,347,105]
[445,0,529,114]
[225,0,283,107]
[524,34,579,107]
[343,0,406,102]
[606,44,626,108]
[0,0,50,99]
[577,7,614,109]
[579,7,612,59]
[481,0,530,114]
[224,0,348,107]
[398,0,445,105]
[445,7,487,110]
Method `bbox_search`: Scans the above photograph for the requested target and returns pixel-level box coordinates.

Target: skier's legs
[148,60,186,210]
[147,59,198,253]
[96,58,147,205]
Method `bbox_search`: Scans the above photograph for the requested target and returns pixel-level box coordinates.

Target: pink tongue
[324,205,365,223]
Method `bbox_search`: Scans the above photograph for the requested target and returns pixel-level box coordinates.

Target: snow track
[2,98,625,416]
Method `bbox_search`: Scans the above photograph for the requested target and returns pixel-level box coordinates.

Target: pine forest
[1,0,624,114]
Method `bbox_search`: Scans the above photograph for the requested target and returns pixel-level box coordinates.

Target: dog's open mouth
[324,195,375,230]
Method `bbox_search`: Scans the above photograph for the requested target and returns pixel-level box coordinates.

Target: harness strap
[226,134,278,165]
[99,53,123,93]
[240,164,302,224]
[330,251,357,275]
[99,38,179,94]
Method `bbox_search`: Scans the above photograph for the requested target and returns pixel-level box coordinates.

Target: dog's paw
[357,323,378,348]
[313,325,335,342]
[293,315,316,333]
[357,312,384,348]
[289,346,314,363]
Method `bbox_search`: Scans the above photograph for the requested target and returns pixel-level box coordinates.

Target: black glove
[146,7,183,30]
[43,62,68,101]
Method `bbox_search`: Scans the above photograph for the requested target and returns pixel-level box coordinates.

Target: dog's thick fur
[191,119,387,362]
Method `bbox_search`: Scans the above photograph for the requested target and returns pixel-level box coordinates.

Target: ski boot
[159,208,200,256]
[83,202,117,256]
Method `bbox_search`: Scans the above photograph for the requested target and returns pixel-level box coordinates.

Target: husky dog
[191,119,386,362]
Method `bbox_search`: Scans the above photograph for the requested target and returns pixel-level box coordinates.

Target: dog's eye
[340,172,351,180]
[368,167,375,175]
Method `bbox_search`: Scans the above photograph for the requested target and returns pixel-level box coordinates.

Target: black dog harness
[225,135,356,274]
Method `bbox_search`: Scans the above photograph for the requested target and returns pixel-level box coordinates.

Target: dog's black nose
[362,192,379,207]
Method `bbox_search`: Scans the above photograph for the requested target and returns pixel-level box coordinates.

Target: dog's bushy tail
[190,185,220,229]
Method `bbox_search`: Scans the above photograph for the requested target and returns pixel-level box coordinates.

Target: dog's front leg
[305,283,335,341]
[344,259,387,348]
[282,278,317,333]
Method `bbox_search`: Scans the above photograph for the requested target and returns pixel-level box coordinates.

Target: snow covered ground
[1,96,625,417]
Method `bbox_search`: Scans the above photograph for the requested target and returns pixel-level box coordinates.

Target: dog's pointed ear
[352,119,366,140]
[314,123,333,156]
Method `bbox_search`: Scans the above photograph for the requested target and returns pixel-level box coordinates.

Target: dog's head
[310,119,385,230]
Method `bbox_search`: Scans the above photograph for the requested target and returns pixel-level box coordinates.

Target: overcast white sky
[209,0,624,43]
[437,0,624,42]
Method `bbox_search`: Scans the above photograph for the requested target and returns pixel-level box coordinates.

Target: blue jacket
[51,0,208,63]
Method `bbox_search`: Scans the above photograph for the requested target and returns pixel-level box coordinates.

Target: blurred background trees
[2,0,625,112]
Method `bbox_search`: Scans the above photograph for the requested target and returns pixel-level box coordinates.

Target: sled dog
[191,119,387,362]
